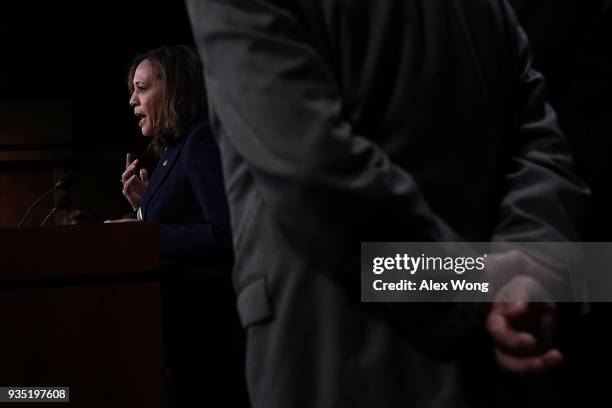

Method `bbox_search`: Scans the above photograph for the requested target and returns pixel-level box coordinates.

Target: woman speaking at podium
[107,45,247,407]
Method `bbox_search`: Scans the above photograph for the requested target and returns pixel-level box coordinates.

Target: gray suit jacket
[186,1,589,406]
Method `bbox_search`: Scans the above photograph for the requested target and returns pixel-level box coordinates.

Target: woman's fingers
[120,156,146,210]
[121,159,139,182]
[140,168,149,185]
[122,174,143,210]
[122,174,138,194]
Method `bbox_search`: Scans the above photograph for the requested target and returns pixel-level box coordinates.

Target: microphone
[53,171,78,191]
[17,172,79,228]
[40,193,72,227]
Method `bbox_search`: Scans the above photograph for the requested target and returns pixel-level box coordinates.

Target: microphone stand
[16,172,77,228]
[40,192,71,227]
[17,188,54,228]
[40,208,58,227]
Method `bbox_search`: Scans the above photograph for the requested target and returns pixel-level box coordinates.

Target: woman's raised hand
[121,153,149,210]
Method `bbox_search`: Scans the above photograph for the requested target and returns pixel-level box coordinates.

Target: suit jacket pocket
[237,277,273,328]
[237,278,274,403]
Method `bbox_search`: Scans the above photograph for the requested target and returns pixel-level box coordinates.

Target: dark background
[0,2,196,225]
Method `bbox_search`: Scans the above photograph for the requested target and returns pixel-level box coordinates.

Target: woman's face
[129,59,163,137]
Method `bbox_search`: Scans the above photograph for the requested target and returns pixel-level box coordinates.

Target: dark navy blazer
[140,121,232,259]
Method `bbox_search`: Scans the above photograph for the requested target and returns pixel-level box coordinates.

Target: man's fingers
[488,301,559,353]
[541,349,564,366]
[486,311,538,353]
[494,348,563,374]
[495,349,545,373]
[126,153,133,170]
[499,301,528,317]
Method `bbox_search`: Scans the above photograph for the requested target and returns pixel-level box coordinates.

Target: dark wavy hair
[127,45,207,154]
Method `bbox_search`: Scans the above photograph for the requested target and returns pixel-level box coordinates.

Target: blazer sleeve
[492,3,590,245]
[186,0,587,263]
[159,129,233,258]
[186,0,461,268]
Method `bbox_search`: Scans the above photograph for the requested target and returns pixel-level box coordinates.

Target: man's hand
[484,252,565,374]
[485,250,565,296]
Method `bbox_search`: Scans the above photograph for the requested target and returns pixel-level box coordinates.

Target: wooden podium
[0,223,165,407]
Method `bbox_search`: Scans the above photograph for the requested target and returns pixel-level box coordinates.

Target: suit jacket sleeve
[159,131,233,258]
[187,0,586,261]
[187,0,461,268]
[492,3,589,245]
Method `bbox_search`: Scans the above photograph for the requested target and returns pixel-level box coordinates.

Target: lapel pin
[162,160,169,167]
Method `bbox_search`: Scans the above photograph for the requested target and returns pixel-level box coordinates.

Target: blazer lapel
[140,140,186,219]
